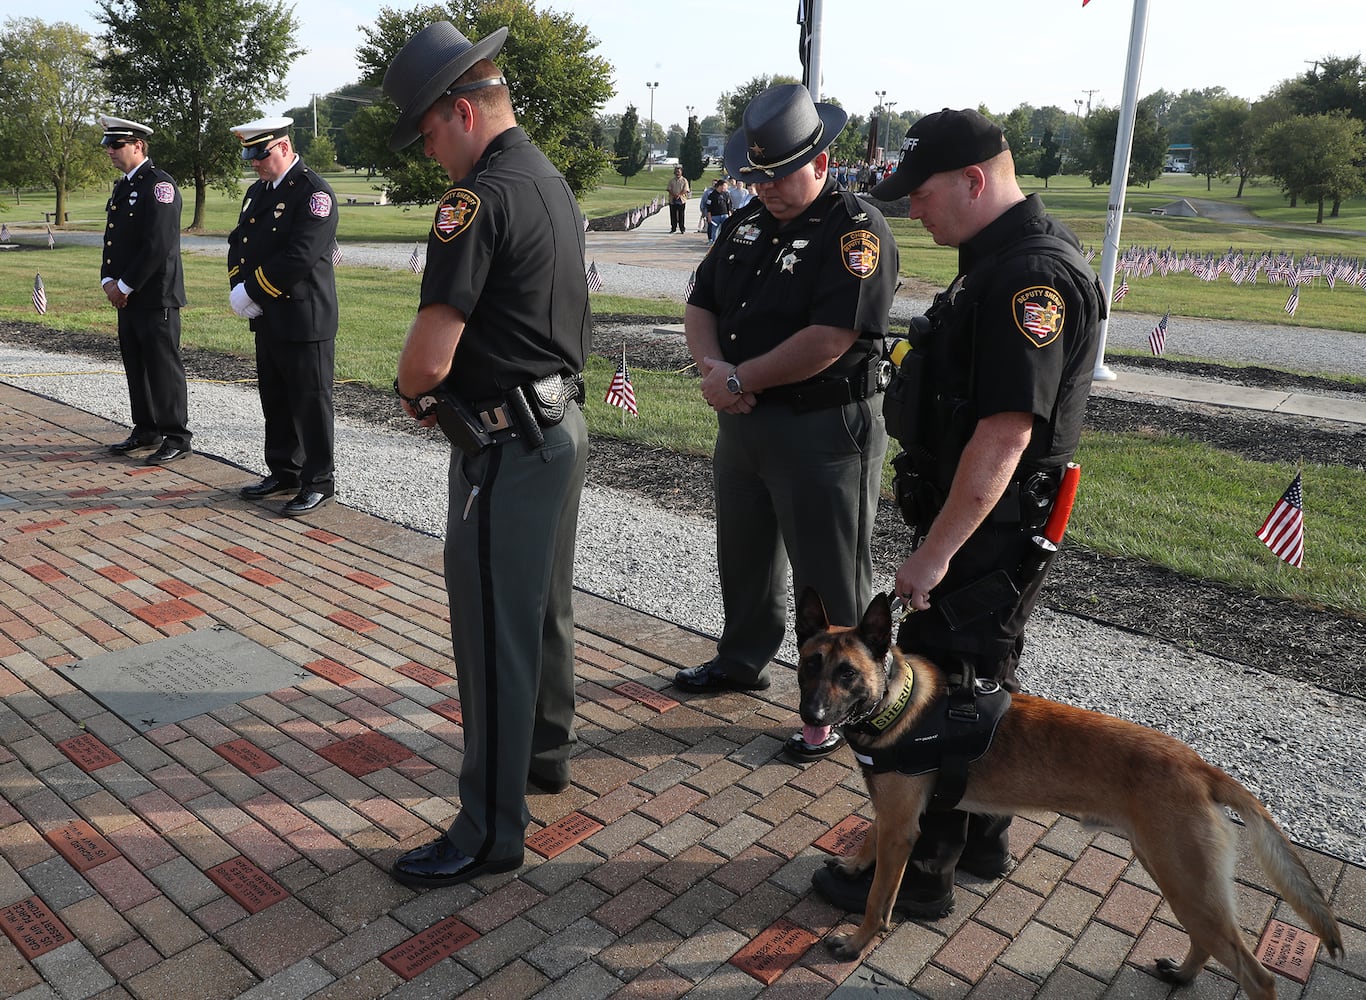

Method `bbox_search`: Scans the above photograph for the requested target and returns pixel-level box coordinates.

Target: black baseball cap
[870,108,1009,200]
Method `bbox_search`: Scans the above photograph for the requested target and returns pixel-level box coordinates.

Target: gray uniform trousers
[713,394,888,680]
[442,404,587,860]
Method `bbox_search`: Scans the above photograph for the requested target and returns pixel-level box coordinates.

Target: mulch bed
[5,318,1363,697]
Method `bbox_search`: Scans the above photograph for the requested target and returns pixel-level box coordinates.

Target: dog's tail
[1213,774,1343,957]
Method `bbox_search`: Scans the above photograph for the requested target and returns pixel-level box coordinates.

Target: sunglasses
[103,139,136,149]
[241,140,284,162]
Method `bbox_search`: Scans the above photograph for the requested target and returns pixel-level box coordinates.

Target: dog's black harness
[849,672,1011,811]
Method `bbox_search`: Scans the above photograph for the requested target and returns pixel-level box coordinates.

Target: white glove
[230,283,262,318]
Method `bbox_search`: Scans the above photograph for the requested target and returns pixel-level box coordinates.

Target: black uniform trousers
[442,405,587,861]
[118,305,190,448]
[254,334,335,492]
[712,395,887,680]
[896,517,1052,897]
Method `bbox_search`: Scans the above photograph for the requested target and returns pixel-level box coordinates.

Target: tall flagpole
[806,0,824,101]
[1092,0,1151,382]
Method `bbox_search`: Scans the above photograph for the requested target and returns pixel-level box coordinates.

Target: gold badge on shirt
[1012,286,1065,347]
[841,230,880,279]
[432,187,479,243]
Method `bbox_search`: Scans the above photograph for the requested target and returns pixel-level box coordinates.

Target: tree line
[1,3,1362,228]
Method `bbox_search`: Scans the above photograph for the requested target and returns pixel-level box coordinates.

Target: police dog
[795,589,1342,1000]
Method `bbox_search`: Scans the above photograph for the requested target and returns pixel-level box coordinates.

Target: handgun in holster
[426,391,494,457]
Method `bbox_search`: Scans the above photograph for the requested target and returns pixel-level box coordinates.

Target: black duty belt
[763,374,880,413]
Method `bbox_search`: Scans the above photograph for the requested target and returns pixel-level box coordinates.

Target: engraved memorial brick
[395,661,452,689]
[156,579,199,598]
[131,599,204,628]
[1257,918,1321,984]
[730,917,818,985]
[317,731,415,777]
[0,895,74,960]
[239,567,283,587]
[213,738,281,775]
[224,546,264,563]
[56,733,122,772]
[24,564,63,582]
[613,680,680,713]
[304,528,343,544]
[345,571,390,590]
[206,856,289,914]
[430,699,463,724]
[44,819,120,873]
[327,610,376,633]
[97,566,137,583]
[526,812,604,859]
[304,658,364,686]
[814,815,870,856]
[380,915,479,980]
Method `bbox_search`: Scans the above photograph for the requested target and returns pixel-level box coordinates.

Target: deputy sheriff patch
[841,230,880,278]
[1012,285,1065,347]
[309,192,333,218]
[153,181,174,204]
[433,188,479,242]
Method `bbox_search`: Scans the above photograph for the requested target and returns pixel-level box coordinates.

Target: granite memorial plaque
[55,627,302,733]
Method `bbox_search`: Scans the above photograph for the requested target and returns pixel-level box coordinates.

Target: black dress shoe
[145,442,191,465]
[281,490,333,517]
[240,476,298,500]
[109,434,161,454]
[390,836,524,889]
[673,658,770,692]
[811,862,956,920]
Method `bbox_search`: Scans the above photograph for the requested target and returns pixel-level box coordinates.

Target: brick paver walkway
[1,381,1361,999]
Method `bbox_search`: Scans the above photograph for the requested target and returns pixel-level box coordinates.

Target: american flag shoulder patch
[1011,285,1065,348]
[840,230,880,279]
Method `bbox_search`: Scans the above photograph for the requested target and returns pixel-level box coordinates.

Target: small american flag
[1112,277,1129,304]
[330,239,343,266]
[586,261,604,292]
[408,244,423,274]
[1148,311,1169,356]
[46,225,55,249]
[32,272,47,315]
[1084,246,1095,262]
[1283,286,1299,316]
[1256,472,1304,568]
[604,347,637,416]
[684,270,696,300]
[0,223,9,242]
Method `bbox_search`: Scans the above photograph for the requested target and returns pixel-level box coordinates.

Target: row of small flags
[586,197,665,233]
[0,224,54,247]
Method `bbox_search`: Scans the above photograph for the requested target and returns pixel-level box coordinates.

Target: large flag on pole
[1255,472,1304,568]
[32,273,48,315]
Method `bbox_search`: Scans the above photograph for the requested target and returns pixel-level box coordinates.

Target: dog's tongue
[803,724,831,748]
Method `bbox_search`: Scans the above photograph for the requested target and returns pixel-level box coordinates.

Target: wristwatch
[725,367,743,395]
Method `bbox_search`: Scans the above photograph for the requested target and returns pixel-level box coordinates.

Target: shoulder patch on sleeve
[309,191,333,218]
[432,187,480,243]
[1012,285,1065,347]
[153,181,175,204]
[841,230,880,279]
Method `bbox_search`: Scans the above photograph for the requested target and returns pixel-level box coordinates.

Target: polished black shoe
[145,442,190,466]
[390,836,524,889]
[109,434,161,454]
[958,853,1018,880]
[239,476,298,500]
[812,862,956,920]
[673,658,770,692]
[281,490,333,517]
[783,726,845,762]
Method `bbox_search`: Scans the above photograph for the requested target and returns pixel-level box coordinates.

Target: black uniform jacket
[228,159,339,343]
[102,160,186,308]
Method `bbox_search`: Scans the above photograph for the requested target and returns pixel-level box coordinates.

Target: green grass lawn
[3,177,1363,620]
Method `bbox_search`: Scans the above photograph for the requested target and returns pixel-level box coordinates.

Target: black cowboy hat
[382,21,509,151]
[723,84,846,182]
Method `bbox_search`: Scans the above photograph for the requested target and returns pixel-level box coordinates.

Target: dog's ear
[795,587,829,645]
[858,594,893,660]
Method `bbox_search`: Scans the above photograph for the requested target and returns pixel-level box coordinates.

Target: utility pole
[1083,89,1100,115]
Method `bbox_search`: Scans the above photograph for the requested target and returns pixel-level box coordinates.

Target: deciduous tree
[1259,113,1366,223]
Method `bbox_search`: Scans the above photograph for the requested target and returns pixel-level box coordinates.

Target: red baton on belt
[1042,462,1081,545]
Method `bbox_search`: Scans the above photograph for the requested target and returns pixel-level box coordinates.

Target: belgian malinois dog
[795,589,1342,1000]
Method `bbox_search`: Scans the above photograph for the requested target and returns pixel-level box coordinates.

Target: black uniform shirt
[949,194,1102,469]
[420,126,591,401]
[227,158,339,342]
[688,179,898,381]
[103,160,186,308]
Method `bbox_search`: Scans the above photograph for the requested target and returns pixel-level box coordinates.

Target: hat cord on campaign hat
[740,121,825,178]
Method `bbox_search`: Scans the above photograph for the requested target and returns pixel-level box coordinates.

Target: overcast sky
[48,0,1364,131]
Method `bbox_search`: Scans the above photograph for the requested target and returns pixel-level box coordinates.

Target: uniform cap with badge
[98,115,152,147]
[382,21,509,151]
[870,108,1010,201]
[723,84,846,182]
[231,117,294,160]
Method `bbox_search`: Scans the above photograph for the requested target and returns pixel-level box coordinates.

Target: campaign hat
[98,115,152,147]
[722,84,846,182]
[870,108,1009,200]
[382,21,509,151]
[231,117,294,161]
